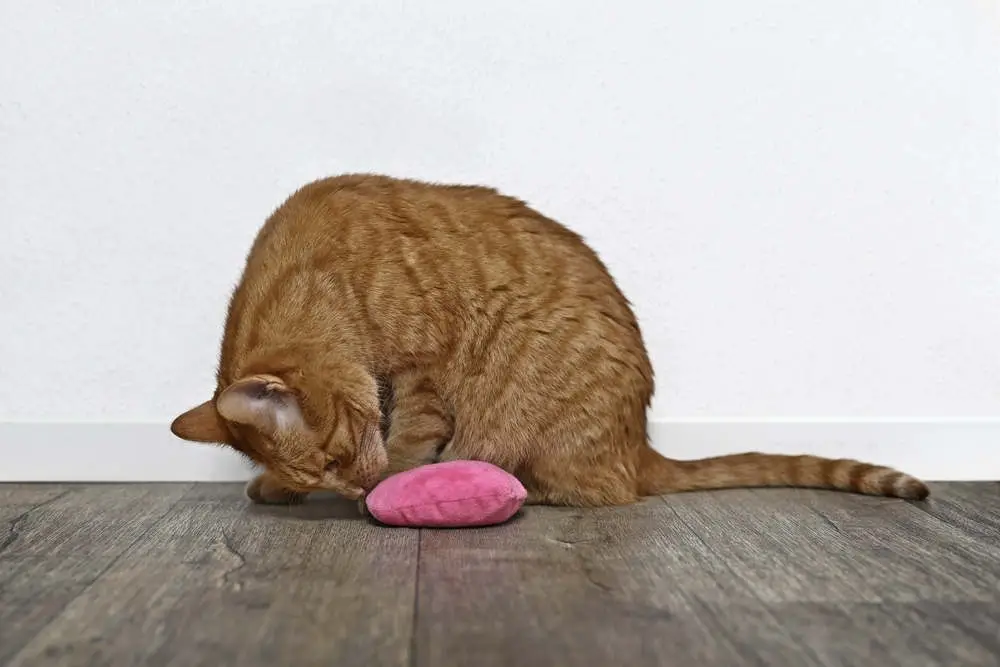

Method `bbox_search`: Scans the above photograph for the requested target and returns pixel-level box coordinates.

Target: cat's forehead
[228,419,330,461]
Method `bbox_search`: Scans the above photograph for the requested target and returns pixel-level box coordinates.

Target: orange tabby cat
[171,174,929,506]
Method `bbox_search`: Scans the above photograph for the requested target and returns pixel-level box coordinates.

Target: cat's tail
[637,447,929,499]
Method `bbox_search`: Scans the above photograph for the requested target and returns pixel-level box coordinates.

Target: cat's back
[222,174,644,377]
[234,173,638,328]
[249,174,609,278]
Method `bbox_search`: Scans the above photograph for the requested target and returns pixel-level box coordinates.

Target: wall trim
[0,420,996,482]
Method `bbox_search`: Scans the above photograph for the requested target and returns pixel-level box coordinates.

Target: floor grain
[0,482,996,667]
[666,485,1000,603]
[763,600,1000,667]
[6,485,418,667]
[0,484,191,665]
[414,500,823,667]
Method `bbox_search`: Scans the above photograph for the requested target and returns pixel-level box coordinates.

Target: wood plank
[910,482,1000,544]
[666,488,1000,604]
[7,484,418,667]
[0,483,71,555]
[0,484,71,510]
[802,488,1000,600]
[763,600,1000,667]
[4,482,998,666]
[933,599,1000,657]
[414,500,823,667]
[0,483,192,664]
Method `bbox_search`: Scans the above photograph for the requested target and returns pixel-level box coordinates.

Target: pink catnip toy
[364,460,527,527]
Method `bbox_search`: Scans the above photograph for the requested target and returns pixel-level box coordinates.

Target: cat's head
[170,363,387,500]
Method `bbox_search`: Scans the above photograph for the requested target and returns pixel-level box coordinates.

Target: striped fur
[171,174,928,506]
[638,450,928,500]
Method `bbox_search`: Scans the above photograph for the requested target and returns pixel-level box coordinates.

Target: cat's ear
[171,400,232,443]
[216,374,305,436]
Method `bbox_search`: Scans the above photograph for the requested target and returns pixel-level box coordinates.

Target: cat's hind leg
[516,438,641,507]
[519,470,639,507]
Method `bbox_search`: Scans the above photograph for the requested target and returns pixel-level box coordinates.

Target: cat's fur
[171,174,929,506]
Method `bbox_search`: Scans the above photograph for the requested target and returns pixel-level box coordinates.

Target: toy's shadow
[246,491,365,521]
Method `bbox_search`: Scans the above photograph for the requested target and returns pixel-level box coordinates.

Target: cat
[171,174,930,506]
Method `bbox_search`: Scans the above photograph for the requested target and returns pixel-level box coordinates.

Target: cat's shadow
[246,491,365,521]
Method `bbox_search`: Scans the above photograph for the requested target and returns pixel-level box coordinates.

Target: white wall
[2,2,998,480]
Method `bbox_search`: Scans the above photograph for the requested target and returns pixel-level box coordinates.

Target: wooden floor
[0,483,998,667]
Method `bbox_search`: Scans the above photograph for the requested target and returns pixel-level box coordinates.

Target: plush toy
[364,460,527,527]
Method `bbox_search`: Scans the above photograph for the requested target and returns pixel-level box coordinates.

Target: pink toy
[364,460,527,527]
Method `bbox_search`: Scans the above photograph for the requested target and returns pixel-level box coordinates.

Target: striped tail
[638,449,929,500]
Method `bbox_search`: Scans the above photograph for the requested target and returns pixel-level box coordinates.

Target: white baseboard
[0,420,996,482]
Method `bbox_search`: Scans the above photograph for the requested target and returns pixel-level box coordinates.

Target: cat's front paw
[245,472,308,505]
